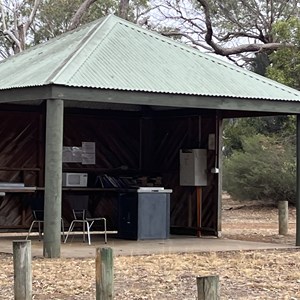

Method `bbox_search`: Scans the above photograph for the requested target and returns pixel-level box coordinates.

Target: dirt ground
[1,195,300,299]
[221,194,297,245]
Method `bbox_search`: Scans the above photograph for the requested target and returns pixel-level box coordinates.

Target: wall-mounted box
[180,149,207,186]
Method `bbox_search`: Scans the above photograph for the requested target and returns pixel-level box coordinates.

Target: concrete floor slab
[0,233,296,258]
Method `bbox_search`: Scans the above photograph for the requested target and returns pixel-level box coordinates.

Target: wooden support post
[296,115,300,246]
[188,190,192,227]
[217,115,223,234]
[43,99,64,258]
[13,240,32,300]
[196,186,202,237]
[96,247,114,300]
[278,200,288,235]
[197,275,219,300]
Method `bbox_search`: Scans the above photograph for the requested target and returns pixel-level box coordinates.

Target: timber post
[96,247,114,300]
[217,115,223,234]
[43,99,64,258]
[297,115,300,246]
[13,240,32,300]
[278,200,288,235]
[197,275,219,300]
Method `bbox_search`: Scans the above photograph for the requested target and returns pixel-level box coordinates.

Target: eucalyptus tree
[0,0,41,57]
[152,0,299,65]
[267,17,300,90]
[0,0,149,59]
[34,0,148,42]
[32,0,119,44]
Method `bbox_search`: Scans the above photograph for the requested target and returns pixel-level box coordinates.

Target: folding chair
[26,195,64,241]
[64,195,107,245]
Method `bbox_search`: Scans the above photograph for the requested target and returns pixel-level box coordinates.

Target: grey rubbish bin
[118,187,172,240]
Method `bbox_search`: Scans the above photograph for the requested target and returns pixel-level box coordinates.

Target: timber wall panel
[63,114,140,171]
[0,110,42,227]
[201,116,219,235]
[0,107,219,235]
[62,113,140,229]
[152,116,201,228]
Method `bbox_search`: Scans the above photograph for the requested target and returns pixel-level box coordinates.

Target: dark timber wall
[0,106,44,228]
[0,104,219,235]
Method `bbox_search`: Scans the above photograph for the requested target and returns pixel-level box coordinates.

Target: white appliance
[62,173,88,187]
[179,149,207,186]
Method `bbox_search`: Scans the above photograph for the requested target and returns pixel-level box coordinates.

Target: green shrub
[223,134,296,203]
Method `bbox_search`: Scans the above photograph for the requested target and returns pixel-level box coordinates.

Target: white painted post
[13,240,32,300]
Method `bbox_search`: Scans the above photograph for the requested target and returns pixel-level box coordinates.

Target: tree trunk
[68,0,97,31]
[118,0,129,20]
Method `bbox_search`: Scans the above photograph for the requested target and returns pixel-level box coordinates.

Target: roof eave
[0,84,300,114]
[51,85,300,114]
[0,85,52,103]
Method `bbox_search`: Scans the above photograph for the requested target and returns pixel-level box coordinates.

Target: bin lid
[137,187,172,193]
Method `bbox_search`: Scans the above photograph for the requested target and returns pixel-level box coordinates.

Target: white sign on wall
[63,142,96,165]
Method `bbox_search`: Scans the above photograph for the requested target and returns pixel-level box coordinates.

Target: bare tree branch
[216,2,246,30]
[3,29,22,50]
[218,31,263,42]
[135,5,160,21]
[240,0,268,30]
[68,0,97,31]
[278,0,298,20]
[196,0,294,56]
[24,0,41,34]
[221,42,294,55]
[162,31,211,51]
[0,0,7,31]
[0,1,22,52]
[13,1,18,39]
[1,1,36,53]
[196,0,217,50]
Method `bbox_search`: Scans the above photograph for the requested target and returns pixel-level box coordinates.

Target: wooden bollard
[13,240,32,300]
[278,200,288,235]
[96,247,113,300]
[197,275,219,300]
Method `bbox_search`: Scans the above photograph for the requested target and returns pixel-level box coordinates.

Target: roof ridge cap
[46,15,112,84]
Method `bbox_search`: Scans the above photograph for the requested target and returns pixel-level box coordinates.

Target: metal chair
[64,195,107,245]
[26,195,64,241]
[26,209,44,240]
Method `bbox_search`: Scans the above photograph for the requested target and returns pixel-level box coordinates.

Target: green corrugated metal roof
[0,14,300,102]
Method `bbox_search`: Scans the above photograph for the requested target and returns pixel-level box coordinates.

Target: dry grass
[1,197,300,299]
[1,250,300,299]
[221,195,297,245]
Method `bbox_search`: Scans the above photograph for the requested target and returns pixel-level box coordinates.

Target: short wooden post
[96,247,113,300]
[278,200,288,235]
[13,240,32,300]
[197,275,219,300]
